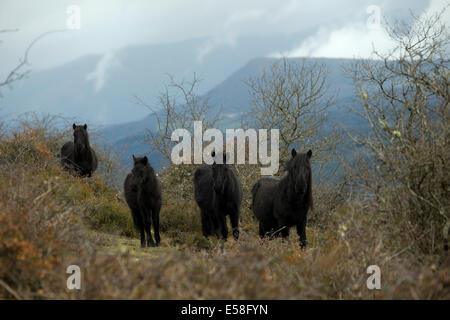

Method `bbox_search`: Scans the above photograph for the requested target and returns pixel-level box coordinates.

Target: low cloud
[270,23,396,59]
[1,0,432,75]
[196,9,264,62]
[270,0,448,60]
[86,52,121,92]
[197,33,238,63]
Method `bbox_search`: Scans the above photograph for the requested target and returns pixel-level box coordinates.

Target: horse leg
[280,225,290,241]
[139,224,146,248]
[200,208,210,237]
[219,213,228,240]
[210,210,221,237]
[274,217,289,240]
[258,222,266,238]
[131,208,141,231]
[229,210,240,240]
[152,204,161,246]
[143,211,156,247]
[133,209,146,248]
[297,216,308,251]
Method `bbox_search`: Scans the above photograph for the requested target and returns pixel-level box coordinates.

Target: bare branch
[0,29,66,96]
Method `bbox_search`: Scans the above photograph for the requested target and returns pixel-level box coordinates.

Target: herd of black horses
[61,124,313,250]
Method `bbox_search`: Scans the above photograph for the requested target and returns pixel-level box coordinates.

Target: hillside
[1,0,448,302]
[99,57,364,171]
[0,117,448,300]
[0,33,310,125]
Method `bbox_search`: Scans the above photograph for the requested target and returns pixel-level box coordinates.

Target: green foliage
[159,201,202,233]
[165,230,216,250]
[87,202,136,238]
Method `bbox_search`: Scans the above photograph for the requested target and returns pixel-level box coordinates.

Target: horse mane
[282,152,313,211]
[74,126,90,146]
[73,126,94,167]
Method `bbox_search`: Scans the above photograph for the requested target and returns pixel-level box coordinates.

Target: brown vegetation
[0,9,449,300]
[0,118,448,300]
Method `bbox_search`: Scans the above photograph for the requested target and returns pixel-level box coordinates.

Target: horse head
[211,150,229,195]
[73,123,89,150]
[285,148,312,195]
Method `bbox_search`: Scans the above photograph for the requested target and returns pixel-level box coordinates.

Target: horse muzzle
[214,185,225,195]
[295,184,306,195]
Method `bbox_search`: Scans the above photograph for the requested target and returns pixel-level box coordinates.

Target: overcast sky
[1,0,447,78]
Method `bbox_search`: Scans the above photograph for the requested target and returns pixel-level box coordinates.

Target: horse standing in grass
[194,151,242,240]
[61,124,98,177]
[124,155,162,248]
[252,149,313,250]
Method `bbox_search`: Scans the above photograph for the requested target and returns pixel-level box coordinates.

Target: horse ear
[291,148,297,158]
[307,149,312,158]
[72,123,76,130]
[132,155,136,162]
[84,124,87,130]
[143,156,148,165]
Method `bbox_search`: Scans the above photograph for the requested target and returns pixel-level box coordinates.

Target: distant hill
[0,34,367,171]
[0,33,311,125]
[100,57,366,171]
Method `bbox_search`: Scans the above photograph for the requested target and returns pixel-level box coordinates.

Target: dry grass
[0,121,449,300]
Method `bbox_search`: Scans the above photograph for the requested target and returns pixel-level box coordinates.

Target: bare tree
[344,6,449,250]
[136,74,221,164]
[245,57,337,163]
[0,29,65,96]
[241,58,343,224]
[135,74,221,200]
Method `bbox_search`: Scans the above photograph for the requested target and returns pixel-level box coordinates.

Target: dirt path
[90,231,177,259]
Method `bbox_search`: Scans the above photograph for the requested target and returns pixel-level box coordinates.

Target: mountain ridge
[98,56,364,171]
[1,33,311,125]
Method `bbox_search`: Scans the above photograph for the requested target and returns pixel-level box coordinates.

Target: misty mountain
[101,56,365,171]
[0,33,367,172]
[0,32,312,125]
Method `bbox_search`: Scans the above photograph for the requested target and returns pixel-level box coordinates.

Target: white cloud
[423,0,450,18]
[271,23,396,59]
[270,0,448,60]
[197,33,238,63]
[224,9,265,28]
[196,9,264,62]
[0,0,432,75]
[86,52,121,92]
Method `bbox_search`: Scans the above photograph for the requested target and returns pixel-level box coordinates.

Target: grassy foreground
[0,125,448,299]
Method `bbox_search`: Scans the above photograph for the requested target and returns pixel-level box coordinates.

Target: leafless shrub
[136,74,221,165]
[245,57,339,163]
[344,7,450,251]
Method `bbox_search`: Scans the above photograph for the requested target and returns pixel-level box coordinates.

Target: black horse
[252,149,313,250]
[124,155,162,248]
[61,124,98,177]
[194,151,242,240]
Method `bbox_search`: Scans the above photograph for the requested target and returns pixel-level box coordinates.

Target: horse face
[290,149,312,195]
[211,152,229,194]
[132,156,149,182]
[212,163,229,194]
[73,124,88,147]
